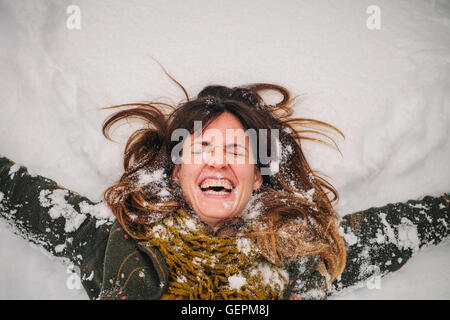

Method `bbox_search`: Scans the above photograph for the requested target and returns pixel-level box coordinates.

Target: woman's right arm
[0,156,115,299]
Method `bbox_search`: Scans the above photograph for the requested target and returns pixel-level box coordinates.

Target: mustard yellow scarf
[139,208,288,300]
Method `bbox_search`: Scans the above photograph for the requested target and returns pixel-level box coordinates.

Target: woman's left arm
[331,193,450,295]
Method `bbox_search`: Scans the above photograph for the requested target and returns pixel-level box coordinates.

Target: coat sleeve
[0,156,115,299]
[331,193,450,295]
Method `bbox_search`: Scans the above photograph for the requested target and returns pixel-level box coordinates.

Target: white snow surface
[0,0,449,299]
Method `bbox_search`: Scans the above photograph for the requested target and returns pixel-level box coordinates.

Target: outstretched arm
[331,193,450,295]
[0,156,115,298]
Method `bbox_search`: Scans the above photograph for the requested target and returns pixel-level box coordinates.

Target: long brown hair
[102,77,346,282]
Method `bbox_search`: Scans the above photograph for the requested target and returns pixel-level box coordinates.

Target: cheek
[177,163,201,187]
[234,164,257,187]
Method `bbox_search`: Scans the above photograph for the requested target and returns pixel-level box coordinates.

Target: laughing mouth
[199,178,234,195]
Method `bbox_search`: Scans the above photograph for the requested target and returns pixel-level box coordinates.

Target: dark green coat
[0,156,448,299]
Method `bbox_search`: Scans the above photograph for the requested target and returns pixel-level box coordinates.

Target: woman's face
[172,112,262,228]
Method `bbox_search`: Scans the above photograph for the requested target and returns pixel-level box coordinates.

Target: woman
[0,82,448,300]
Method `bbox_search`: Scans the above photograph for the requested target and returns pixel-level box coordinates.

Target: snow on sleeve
[339,226,359,246]
[82,271,95,281]
[408,203,429,210]
[396,217,420,252]
[378,212,397,244]
[38,189,52,207]
[78,201,115,228]
[8,164,21,179]
[377,212,420,253]
[0,192,5,211]
[54,243,66,253]
[38,189,116,232]
[39,189,87,233]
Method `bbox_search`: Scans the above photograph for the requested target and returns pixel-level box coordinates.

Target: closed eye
[227,151,244,156]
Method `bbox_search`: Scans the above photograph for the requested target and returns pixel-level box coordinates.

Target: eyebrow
[190,141,248,151]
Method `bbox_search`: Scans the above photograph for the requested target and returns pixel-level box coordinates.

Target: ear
[172,164,180,184]
[253,167,263,191]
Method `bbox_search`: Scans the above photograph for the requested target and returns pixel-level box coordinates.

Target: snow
[236,238,253,256]
[138,168,166,187]
[249,263,289,293]
[1,0,450,299]
[340,227,359,247]
[78,200,115,227]
[241,191,264,220]
[8,164,20,179]
[184,217,199,232]
[157,189,171,198]
[177,274,187,283]
[39,189,87,233]
[378,212,398,244]
[228,274,247,290]
[373,214,422,252]
[83,271,94,281]
[396,218,420,252]
[54,243,66,253]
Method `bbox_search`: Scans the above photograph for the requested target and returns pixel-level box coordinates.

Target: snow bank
[0,0,449,299]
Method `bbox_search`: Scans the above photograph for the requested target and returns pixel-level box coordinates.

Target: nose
[206,146,227,168]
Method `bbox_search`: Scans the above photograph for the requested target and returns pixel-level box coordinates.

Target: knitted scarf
[139,208,288,300]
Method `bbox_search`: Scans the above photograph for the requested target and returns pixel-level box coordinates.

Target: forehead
[205,112,245,131]
[192,112,248,143]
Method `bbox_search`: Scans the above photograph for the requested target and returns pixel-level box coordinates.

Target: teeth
[203,189,230,195]
[200,179,233,190]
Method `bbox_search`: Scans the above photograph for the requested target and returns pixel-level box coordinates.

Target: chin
[201,210,235,220]
[197,209,237,226]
